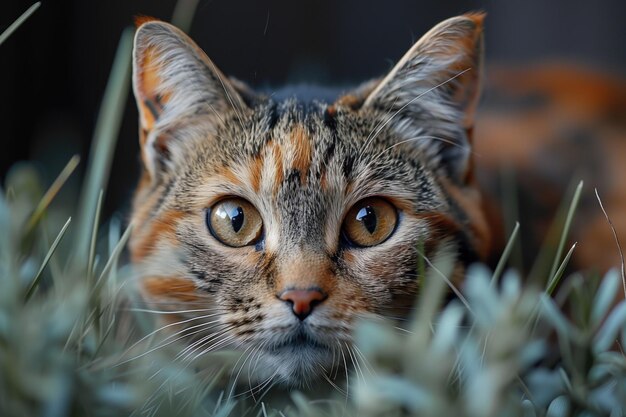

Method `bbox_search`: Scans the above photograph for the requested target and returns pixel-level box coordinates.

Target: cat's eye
[342,197,397,247]
[207,198,263,247]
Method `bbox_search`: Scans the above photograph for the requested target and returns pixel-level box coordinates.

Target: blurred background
[1,0,625,220]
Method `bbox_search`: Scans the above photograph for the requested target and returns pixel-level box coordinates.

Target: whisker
[320,366,348,397]
[254,376,281,405]
[249,340,267,379]
[416,247,473,315]
[177,325,236,361]
[128,311,223,347]
[359,68,472,157]
[227,344,256,400]
[231,343,279,401]
[371,135,477,163]
[352,345,377,378]
[209,62,246,132]
[338,340,350,402]
[115,320,226,367]
[346,344,365,388]
[246,343,266,402]
[360,95,401,155]
[126,307,221,315]
[188,332,240,362]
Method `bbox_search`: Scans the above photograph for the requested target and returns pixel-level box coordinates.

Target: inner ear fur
[132,20,249,178]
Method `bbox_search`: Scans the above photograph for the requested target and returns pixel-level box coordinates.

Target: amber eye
[342,197,398,247]
[207,198,263,247]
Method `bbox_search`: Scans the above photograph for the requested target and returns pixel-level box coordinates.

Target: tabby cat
[128,12,487,386]
[130,12,614,388]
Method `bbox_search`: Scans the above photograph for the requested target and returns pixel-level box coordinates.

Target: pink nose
[278,288,327,320]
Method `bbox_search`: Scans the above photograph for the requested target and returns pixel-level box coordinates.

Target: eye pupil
[343,197,397,247]
[209,198,263,248]
[230,206,244,233]
[356,206,377,234]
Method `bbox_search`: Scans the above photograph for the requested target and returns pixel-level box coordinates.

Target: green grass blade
[595,188,626,299]
[24,217,72,301]
[107,215,122,258]
[74,28,133,264]
[97,222,133,284]
[171,0,201,32]
[491,221,520,286]
[546,243,577,296]
[26,154,80,232]
[411,246,460,343]
[500,164,524,273]
[87,190,104,281]
[0,2,41,46]
[548,181,583,281]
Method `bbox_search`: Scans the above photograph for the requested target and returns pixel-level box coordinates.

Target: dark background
[1,0,625,215]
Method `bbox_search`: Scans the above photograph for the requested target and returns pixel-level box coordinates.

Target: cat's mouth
[252,326,340,386]
[267,327,330,353]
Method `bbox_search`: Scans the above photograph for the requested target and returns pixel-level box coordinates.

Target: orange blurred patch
[488,65,626,123]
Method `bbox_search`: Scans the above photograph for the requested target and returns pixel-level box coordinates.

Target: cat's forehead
[216,98,394,168]
[188,98,445,216]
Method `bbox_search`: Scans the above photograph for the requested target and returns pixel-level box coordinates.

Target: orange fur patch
[290,125,312,184]
[334,94,362,110]
[269,141,284,193]
[131,209,185,262]
[217,165,244,187]
[463,12,486,30]
[137,47,172,133]
[320,169,328,191]
[134,15,161,28]
[383,196,420,214]
[143,276,198,301]
[249,154,264,192]
[275,254,335,295]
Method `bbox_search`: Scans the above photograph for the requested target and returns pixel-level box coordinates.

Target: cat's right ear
[132,20,247,177]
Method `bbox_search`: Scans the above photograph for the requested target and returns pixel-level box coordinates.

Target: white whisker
[338,340,350,402]
[115,320,225,367]
[189,333,239,362]
[359,68,471,157]
[371,134,476,163]
[177,326,236,361]
[227,344,256,400]
[127,307,219,315]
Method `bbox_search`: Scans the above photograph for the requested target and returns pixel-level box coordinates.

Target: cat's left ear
[362,13,484,183]
[132,19,249,177]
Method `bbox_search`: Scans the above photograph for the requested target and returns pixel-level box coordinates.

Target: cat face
[129,13,490,387]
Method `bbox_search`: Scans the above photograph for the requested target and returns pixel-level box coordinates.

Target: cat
[127,11,626,388]
[128,12,487,387]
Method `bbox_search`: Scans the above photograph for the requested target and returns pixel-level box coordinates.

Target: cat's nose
[278,288,327,321]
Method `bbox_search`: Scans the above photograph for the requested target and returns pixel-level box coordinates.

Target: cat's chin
[252,336,341,388]
[259,347,335,387]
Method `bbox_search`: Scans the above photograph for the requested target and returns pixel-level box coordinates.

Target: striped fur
[129,14,488,387]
